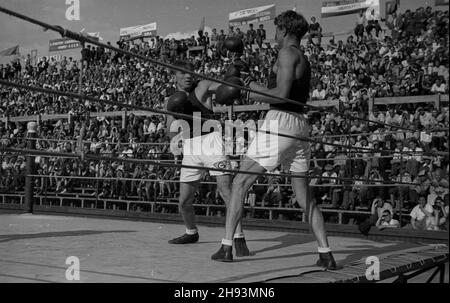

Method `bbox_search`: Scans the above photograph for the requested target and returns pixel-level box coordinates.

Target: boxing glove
[223,37,244,54]
[215,77,243,106]
[166,91,188,113]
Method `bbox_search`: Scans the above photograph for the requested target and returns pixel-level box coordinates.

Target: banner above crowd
[435,0,449,6]
[49,34,100,52]
[321,0,380,19]
[49,38,82,52]
[119,23,157,40]
[229,4,276,27]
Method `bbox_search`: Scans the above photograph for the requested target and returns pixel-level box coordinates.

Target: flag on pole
[0,45,19,56]
[386,0,399,15]
[198,17,205,32]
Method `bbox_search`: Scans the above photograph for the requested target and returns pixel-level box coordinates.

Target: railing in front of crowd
[0,174,424,226]
[1,94,448,127]
[0,184,379,225]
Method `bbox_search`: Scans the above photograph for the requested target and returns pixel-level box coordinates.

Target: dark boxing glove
[166,91,188,113]
[215,77,243,106]
[223,37,244,55]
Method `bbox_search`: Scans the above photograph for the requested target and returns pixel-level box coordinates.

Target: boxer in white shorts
[246,110,311,174]
[165,61,249,257]
[212,11,340,269]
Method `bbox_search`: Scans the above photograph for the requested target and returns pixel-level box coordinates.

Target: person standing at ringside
[165,61,249,257]
[212,11,340,269]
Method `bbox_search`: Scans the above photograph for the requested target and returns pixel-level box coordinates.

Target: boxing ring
[0,5,449,283]
[0,213,447,283]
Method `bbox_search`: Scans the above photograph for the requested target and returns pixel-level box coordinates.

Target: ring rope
[2,150,441,162]
[0,79,432,156]
[26,174,418,188]
[0,5,420,133]
[14,125,450,143]
[0,147,421,186]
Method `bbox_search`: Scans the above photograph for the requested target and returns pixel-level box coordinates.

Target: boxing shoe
[211,245,233,262]
[234,238,250,257]
[168,233,199,244]
[316,252,342,270]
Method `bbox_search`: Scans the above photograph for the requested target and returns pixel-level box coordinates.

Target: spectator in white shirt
[312,83,327,100]
[417,107,433,127]
[148,118,157,134]
[384,108,401,126]
[368,109,385,127]
[409,195,433,230]
[430,78,447,94]
[376,209,400,230]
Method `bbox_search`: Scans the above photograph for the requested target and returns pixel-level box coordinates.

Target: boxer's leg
[212,157,264,262]
[168,180,201,244]
[216,174,250,257]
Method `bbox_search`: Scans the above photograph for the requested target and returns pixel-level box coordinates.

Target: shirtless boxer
[211,11,339,269]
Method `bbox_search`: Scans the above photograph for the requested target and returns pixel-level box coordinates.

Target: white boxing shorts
[247,110,311,173]
[180,131,231,182]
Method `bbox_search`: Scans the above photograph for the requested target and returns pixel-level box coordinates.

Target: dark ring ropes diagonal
[0,4,421,134]
[0,147,421,186]
[0,79,444,157]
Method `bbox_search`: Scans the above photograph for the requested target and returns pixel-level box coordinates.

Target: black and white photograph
[0,0,448,294]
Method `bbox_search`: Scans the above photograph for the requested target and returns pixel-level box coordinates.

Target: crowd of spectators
[0,7,449,230]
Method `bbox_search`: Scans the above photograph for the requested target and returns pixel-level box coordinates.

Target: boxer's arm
[248,48,297,104]
[194,80,221,111]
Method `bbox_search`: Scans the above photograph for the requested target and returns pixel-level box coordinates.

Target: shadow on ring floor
[0,213,444,283]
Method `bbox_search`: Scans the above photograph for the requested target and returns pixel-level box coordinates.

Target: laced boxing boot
[316,252,342,270]
[168,233,199,244]
[211,245,233,262]
[234,238,250,257]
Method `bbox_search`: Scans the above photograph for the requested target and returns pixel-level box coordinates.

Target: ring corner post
[25,121,37,213]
